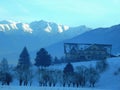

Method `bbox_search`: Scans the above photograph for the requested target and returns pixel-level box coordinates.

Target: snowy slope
[49,57,120,90]
[97,57,120,90]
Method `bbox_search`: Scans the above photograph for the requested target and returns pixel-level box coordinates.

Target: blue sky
[0,0,120,28]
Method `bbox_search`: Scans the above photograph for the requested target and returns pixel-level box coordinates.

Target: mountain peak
[0,20,90,34]
[0,20,32,33]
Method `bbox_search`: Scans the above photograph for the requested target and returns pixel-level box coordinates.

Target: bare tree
[88,66,100,87]
[96,60,108,73]
[76,65,89,87]
[0,58,12,85]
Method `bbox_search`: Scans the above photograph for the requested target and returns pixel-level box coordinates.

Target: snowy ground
[97,57,120,90]
[0,86,110,90]
[49,57,120,90]
[1,57,120,90]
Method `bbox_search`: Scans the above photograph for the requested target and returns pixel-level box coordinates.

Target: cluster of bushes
[0,47,108,87]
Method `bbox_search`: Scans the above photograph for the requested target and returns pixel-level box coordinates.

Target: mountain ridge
[0,20,90,34]
[0,20,90,64]
[46,24,120,58]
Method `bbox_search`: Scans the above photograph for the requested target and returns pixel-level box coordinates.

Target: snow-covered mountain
[0,20,90,64]
[47,24,120,57]
[0,20,90,34]
[30,20,70,33]
[0,20,32,33]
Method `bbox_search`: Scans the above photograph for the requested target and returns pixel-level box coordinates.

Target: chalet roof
[84,44,106,51]
[64,43,112,47]
[64,43,112,50]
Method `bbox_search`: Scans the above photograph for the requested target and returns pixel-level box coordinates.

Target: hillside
[47,24,120,58]
[49,57,120,90]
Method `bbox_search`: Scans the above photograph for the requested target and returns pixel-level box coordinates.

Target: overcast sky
[0,0,120,28]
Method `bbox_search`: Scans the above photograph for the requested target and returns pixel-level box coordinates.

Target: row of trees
[17,47,65,67]
[62,62,108,87]
[0,47,108,87]
[0,47,51,86]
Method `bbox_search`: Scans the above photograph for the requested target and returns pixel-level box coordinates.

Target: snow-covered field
[0,86,109,90]
[49,57,120,90]
[97,57,120,90]
[0,57,120,90]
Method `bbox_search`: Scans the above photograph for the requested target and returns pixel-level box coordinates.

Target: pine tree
[63,63,74,87]
[35,48,52,67]
[16,47,31,86]
[63,63,74,74]
[17,47,31,69]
